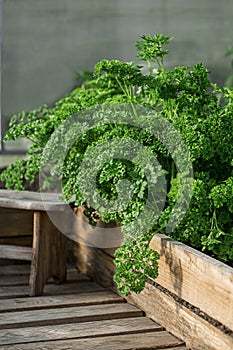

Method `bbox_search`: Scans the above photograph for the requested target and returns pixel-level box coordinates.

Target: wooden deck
[0,263,187,349]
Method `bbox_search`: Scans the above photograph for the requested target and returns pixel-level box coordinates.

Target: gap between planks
[0,281,105,299]
[0,332,186,350]
[0,269,90,287]
[0,303,144,329]
[0,291,124,313]
[0,317,163,346]
[0,266,101,299]
[0,265,186,350]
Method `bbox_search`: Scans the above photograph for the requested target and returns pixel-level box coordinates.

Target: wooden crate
[72,233,233,350]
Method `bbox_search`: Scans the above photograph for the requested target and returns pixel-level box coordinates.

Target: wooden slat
[0,208,33,237]
[0,236,32,247]
[0,265,86,279]
[0,271,89,287]
[0,303,143,329]
[149,234,233,330]
[0,264,30,276]
[0,274,29,286]
[0,190,68,211]
[0,245,32,261]
[0,291,123,313]
[0,332,184,350]
[0,281,104,299]
[29,211,69,296]
[0,265,186,349]
[0,317,163,345]
[127,282,233,350]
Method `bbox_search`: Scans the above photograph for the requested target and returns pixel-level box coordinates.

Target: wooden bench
[0,190,69,296]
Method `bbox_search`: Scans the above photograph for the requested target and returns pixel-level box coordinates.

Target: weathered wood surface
[0,208,33,237]
[0,192,69,297]
[0,280,104,299]
[0,264,30,275]
[29,211,68,296]
[0,245,32,261]
[0,274,29,287]
[72,234,233,350]
[0,190,68,211]
[0,268,88,288]
[127,282,233,350]
[149,234,233,330]
[0,264,185,350]
[0,317,163,345]
[0,236,32,247]
[0,334,186,350]
[73,205,123,249]
[72,242,117,289]
[0,291,123,313]
[0,303,144,329]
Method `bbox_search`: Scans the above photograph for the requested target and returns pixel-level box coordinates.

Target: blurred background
[1,0,233,165]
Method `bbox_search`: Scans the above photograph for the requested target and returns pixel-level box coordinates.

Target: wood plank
[0,303,143,329]
[0,190,68,211]
[0,291,123,313]
[0,245,32,261]
[0,281,104,299]
[0,317,163,345]
[72,205,123,249]
[149,234,233,330]
[72,242,117,289]
[0,236,32,247]
[0,332,184,350]
[0,208,33,237]
[0,264,30,276]
[127,282,233,350]
[0,274,29,286]
[29,211,68,296]
[0,271,89,287]
[0,264,89,281]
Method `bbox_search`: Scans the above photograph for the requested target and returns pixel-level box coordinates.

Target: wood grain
[0,303,143,329]
[0,274,29,287]
[0,208,33,237]
[72,233,233,349]
[149,234,233,330]
[0,317,163,345]
[0,236,32,247]
[0,270,88,288]
[0,264,30,276]
[0,291,123,313]
[0,190,68,211]
[0,281,104,299]
[0,245,32,261]
[0,263,186,350]
[0,332,185,350]
[72,242,117,289]
[29,211,68,296]
[127,282,233,350]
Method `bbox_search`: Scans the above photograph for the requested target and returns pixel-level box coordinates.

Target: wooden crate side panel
[0,208,33,237]
[149,234,233,330]
[127,282,233,350]
[72,242,116,289]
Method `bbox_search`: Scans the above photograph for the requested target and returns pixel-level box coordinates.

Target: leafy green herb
[1,34,233,295]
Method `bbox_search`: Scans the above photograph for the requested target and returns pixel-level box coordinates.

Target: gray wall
[2,0,233,122]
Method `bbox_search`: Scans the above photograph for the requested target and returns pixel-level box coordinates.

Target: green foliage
[114,233,160,296]
[225,45,233,88]
[1,34,233,295]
